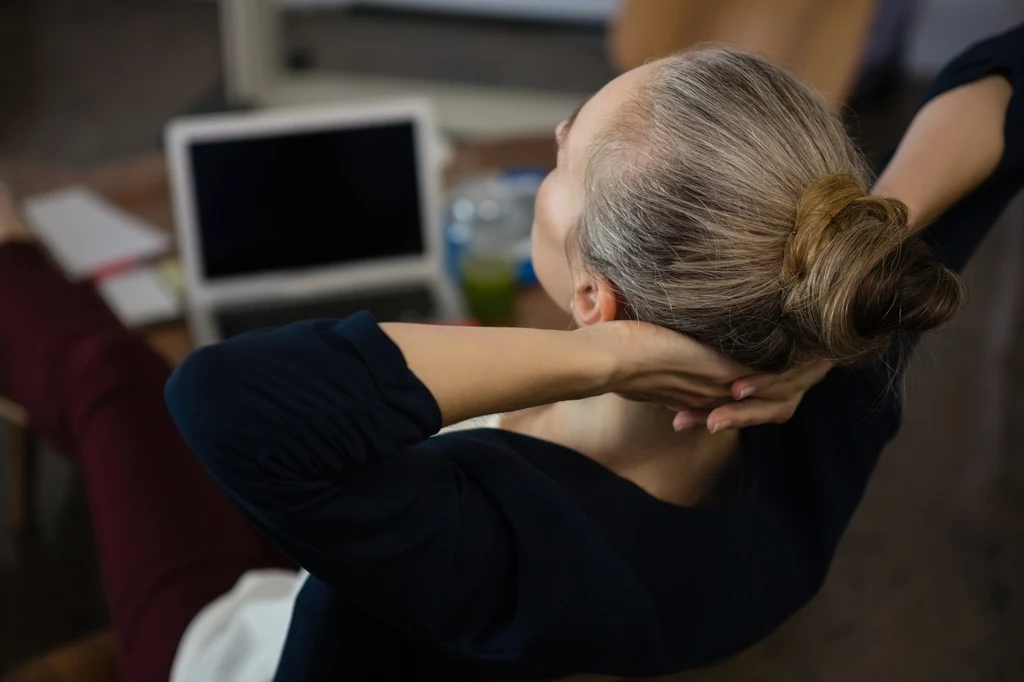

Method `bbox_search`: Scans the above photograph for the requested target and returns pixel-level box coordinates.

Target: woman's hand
[670,360,833,433]
[720,360,833,431]
[585,319,745,412]
[593,320,833,433]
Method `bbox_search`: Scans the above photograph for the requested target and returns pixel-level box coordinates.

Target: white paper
[97,266,181,329]
[23,186,172,280]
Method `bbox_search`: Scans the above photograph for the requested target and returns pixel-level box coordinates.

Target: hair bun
[782,174,867,285]
[780,174,966,363]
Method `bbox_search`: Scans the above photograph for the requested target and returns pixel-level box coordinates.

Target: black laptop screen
[188,122,425,280]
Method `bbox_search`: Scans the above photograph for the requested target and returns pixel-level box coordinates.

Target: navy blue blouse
[167,25,1024,682]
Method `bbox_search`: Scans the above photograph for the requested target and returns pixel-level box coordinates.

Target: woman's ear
[572,273,622,326]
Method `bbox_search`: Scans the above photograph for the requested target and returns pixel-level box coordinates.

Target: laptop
[165,99,462,346]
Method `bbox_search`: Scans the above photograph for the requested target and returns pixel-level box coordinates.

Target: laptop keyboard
[215,286,439,340]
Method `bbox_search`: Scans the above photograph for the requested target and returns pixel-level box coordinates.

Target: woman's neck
[504,394,742,506]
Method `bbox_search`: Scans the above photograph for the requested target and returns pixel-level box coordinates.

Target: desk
[1,138,569,532]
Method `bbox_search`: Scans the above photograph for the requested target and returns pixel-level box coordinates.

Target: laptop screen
[188,122,425,280]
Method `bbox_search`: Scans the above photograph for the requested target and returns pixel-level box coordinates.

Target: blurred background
[1,0,1024,680]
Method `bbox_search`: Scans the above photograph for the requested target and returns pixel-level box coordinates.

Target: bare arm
[379,324,609,427]
[380,321,738,428]
[873,75,1013,230]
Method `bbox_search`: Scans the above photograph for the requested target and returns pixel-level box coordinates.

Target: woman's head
[532,48,965,373]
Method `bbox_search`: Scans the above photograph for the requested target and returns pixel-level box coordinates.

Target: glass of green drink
[460,250,518,326]
[448,175,539,326]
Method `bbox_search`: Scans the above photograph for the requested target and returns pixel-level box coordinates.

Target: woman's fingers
[621,388,729,413]
[672,409,710,431]
[689,381,737,400]
[731,359,832,401]
[666,360,833,432]
[732,378,800,402]
[706,397,799,432]
[674,397,797,432]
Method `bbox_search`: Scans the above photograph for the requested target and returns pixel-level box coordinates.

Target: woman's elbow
[165,344,251,463]
[167,344,294,520]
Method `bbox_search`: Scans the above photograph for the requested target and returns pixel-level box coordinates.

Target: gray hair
[576,48,965,372]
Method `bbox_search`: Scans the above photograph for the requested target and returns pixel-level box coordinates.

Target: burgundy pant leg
[0,243,292,682]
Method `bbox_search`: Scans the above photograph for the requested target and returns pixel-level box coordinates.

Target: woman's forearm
[873,74,1012,230]
[381,324,613,427]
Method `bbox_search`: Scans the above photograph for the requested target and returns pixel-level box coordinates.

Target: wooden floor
[1,1,1023,679]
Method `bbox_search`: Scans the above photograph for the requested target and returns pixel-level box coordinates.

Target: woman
[167,25,1023,682]
[1,26,1020,682]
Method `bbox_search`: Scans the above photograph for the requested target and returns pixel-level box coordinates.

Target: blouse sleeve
[165,314,667,674]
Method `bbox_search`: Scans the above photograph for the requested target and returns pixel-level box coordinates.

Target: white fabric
[171,414,500,682]
[170,569,307,682]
